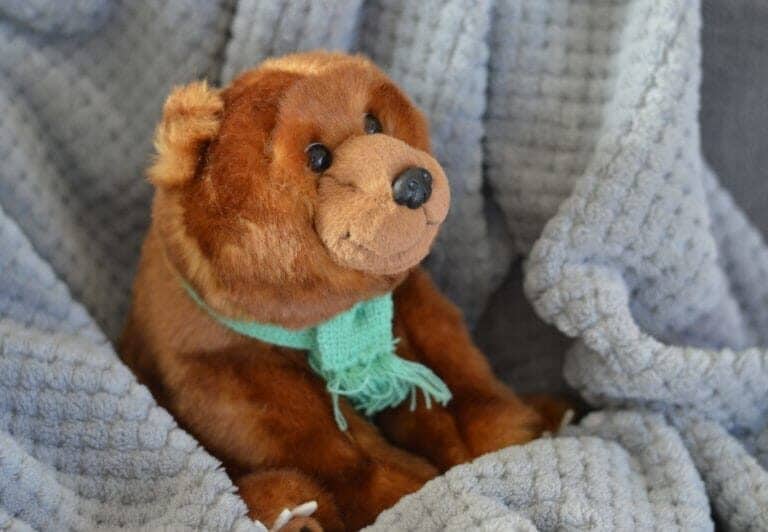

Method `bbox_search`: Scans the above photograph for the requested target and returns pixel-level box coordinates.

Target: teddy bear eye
[306,143,332,173]
[364,113,383,134]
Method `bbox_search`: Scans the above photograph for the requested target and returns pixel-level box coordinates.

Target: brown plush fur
[121,52,566,531]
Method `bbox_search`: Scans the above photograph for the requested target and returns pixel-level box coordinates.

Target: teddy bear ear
[147,80,223,188]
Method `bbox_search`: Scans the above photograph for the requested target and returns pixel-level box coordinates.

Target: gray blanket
[1,1,766,530]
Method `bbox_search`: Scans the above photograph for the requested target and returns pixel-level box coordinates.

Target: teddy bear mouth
[340,230,424,256]
[331,221,440,276]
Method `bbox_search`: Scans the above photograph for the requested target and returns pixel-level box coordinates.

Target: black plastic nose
[392,167,432,209]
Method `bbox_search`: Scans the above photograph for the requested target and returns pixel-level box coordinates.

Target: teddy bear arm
[392,267,513,397]
[391,268,547,458]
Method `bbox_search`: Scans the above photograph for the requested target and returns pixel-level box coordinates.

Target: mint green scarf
[184,286,451,430]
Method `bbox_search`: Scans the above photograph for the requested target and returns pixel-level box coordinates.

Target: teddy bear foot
[235,469,343,532]
[457,398,546,458]
[253,514,322,532]
[522,393,577,433]
[272,513,323,532]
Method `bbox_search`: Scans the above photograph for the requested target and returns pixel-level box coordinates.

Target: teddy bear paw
[258,501,321,532]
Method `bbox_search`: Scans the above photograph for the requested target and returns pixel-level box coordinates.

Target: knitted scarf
[184,286,452,430]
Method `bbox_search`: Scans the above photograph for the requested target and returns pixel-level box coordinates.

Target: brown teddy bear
[121,51,562,532]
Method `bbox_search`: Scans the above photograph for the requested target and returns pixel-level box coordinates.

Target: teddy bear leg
[451,394,545,458]
[343,410,439,481]
[167,349,434,531]
[328,453,431,531]
[378,379,544,466]
[294,407,437,530]
[234,468,342,532]
[376,401,473,471]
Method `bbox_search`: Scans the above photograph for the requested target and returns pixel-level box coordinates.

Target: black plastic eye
[364,113,383,134]
[306,143,332,173]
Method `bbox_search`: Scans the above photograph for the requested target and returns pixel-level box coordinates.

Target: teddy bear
[120,51,562,532]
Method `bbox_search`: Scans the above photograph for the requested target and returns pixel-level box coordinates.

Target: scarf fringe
[310,346,452,431]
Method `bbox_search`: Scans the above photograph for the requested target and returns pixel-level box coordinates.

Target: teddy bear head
[148,52,450,327]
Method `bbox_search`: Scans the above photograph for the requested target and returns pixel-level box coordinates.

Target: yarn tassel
[309,343,452,431]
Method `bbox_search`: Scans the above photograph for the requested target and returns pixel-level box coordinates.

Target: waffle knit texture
[185,288,451,431]
[1,1,767,531]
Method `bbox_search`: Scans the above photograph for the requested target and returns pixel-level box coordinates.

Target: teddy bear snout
[322,134,449,219]
[314,134,450,275]
[392,167,432,209]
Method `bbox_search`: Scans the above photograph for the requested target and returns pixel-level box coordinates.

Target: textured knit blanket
[1,0,767,530]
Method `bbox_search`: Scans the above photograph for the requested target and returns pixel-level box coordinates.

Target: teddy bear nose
[392,167,432,209]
